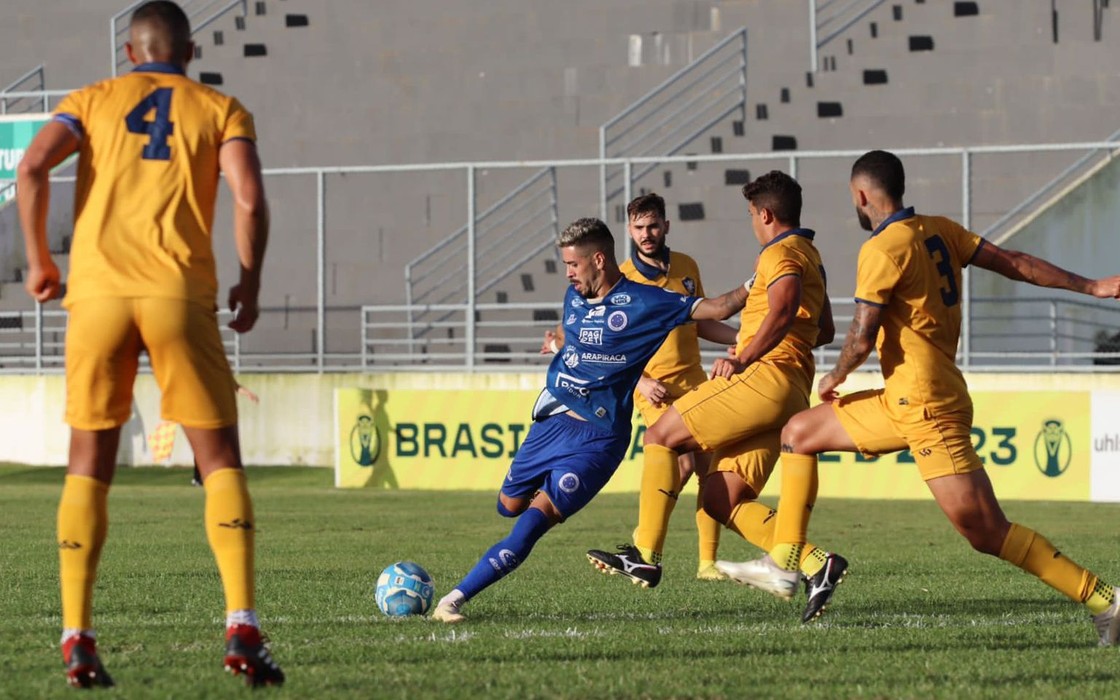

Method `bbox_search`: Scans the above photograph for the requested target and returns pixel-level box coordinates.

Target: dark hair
[558,217,615,260]
[626,192,666,222]
[131,1,192,60]
[741,170,802,226]
[851,150,905,202]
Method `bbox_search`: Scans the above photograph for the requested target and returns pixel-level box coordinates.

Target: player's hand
[1089,275,1120,299]
[24,260,61,302]
[540,330,559,355]
[818,371,845,403]
[710,356,747,379]
[236,384,260,404]
[637,376,669,407]
[227,284,260,333]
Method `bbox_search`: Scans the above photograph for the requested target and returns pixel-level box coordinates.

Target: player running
[432,217,751,623]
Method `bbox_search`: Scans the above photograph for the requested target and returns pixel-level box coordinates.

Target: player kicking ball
[432,217,752,623]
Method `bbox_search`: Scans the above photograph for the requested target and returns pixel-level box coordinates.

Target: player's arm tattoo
[693,283,749,320]
[973,244,1095,295]
[827,302,881,382]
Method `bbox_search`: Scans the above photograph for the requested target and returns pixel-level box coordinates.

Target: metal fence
[4,143,1120,374]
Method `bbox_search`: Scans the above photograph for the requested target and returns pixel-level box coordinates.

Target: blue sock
[457,508,553,601]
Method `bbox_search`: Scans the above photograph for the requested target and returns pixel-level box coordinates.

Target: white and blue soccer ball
[375,561,435,617]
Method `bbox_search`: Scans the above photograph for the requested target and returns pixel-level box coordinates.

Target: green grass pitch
[2,465,1119,699]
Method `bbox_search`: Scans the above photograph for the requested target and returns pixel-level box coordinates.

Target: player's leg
[630,370,791,569]
[58,298,141,688]
[628,406,697,566]
[143,298,282,686]
[703,435,848,618]
[924,444,1120,645]
[735,391,894,601]
[688,451,726,580]
[437,415,629,621]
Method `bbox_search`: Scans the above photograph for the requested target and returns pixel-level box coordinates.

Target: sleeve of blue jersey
[645,286,700,329]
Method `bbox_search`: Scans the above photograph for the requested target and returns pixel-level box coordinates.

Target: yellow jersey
[853,208,984,413]
[737,229,826,393]
[54,62,256,308]
[621,249,706,386]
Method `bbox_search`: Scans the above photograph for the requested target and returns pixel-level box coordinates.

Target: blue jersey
[536,277,701,433]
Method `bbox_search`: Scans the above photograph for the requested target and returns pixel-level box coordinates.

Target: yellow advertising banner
[335,388,1090,500]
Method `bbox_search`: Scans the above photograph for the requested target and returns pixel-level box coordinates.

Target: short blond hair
[558,217,615,260]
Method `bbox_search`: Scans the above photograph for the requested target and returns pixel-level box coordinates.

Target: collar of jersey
[629,246,671,280]
[871,206,915,237]
[132,62,186,75]
[762,227,815,250]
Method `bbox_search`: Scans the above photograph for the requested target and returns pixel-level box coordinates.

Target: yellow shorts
[673,361,809,452]
[65,298,238,430]
[832,389,982,481]
[711,430,780,496]
[634,365,708,427]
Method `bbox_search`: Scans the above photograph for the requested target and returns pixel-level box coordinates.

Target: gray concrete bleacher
[0,0,1118,365]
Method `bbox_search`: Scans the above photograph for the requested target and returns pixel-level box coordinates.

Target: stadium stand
[0,0,1117,367]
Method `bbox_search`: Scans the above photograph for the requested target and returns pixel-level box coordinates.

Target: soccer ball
[375,561,435,617]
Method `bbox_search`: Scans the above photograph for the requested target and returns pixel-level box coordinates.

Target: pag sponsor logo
[609,293,632,306]
[562,347,580,368]
[581,352,626,364]
[555,371,590,397]
[1034,418,1072,477]
[607,310,628,331]
[578,327,603,346]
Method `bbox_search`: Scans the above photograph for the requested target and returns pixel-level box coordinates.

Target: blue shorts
[501,413,630,519]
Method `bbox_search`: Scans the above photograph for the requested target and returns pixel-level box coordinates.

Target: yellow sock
[695,478,721,564]
[769,453,818,571]
[58,475,109,630]
[726,501,777,550]
[204,468,256,613]
[799,546,828,578]
[725,501,826,576]
[635,444,680,564]
[999,522,1105,612]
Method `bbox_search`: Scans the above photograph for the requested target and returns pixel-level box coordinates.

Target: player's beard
[638,238,665,258]
[856,207,873,232]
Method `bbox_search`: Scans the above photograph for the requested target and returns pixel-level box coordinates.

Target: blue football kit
[503,277,701,518]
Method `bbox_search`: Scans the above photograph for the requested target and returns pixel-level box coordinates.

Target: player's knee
[496,495,527,518]
[642,423,667,447]
[780,415,815,454]
[701,474,733,524]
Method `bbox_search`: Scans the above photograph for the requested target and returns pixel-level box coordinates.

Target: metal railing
[111,0,248,76]
[809,0,887,71]
[403,166,559,360]
[599,27,747,223]
[983,127,1120,246]
[4,142,1120,373]
[1,65,48,114]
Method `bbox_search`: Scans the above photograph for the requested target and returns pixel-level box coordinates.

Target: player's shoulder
[619,258,640,279]
[668,250,700,272]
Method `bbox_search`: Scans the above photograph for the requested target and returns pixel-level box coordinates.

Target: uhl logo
[1033,419,1072,478]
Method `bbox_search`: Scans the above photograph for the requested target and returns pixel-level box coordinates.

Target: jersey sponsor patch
[609,293,632,305]
[578,327,603,345]
[607,310,628,331]
[554,371,591,397]
[587,305,606,318]
[683,277,696,295]
[565,313,577,326]
[581,352,626,364]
